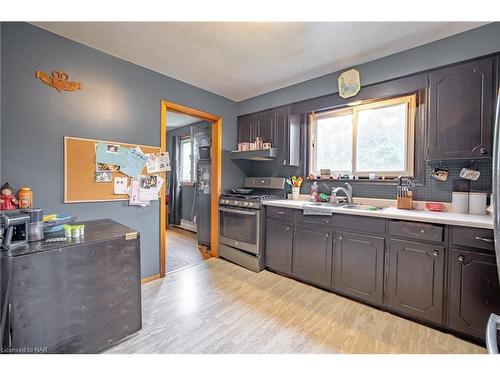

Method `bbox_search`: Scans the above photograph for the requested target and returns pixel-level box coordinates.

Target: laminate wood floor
[166,227,206,273]
[107,258,485,354]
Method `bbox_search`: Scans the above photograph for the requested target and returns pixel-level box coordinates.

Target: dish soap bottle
[310,181,319,202]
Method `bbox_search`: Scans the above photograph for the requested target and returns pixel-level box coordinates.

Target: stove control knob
[234,201,239,205]
[248,202,254,208]
[243,202,249,207]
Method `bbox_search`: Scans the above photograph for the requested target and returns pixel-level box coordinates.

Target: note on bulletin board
[64,136,161,203]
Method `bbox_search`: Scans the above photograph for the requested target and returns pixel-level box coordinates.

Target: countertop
[263,199,494,229]
[4,219,140,257]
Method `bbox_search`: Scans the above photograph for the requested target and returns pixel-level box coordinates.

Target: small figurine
[1,182,18,210]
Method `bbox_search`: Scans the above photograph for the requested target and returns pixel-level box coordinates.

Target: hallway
[166,227,206,273]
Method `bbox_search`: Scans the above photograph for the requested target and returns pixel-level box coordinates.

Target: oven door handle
[219,207,257,216]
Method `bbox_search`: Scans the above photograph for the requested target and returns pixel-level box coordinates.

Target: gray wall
[0,22,239,278]
[238,22,500,114]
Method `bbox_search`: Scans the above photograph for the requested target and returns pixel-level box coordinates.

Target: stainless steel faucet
[332,182,353,204]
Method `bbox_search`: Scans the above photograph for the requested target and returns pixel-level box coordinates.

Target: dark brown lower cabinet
[449,248,500,339]
[387,239,445,324]
[332,231,384,304]
[265,219,293,275]
[292,223,333,288]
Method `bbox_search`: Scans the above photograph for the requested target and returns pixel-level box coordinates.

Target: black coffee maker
[0,211,30,250]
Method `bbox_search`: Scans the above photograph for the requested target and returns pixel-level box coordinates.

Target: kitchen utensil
[230,188,254,195]
[469,192,487,215]
[431,164,449,182]
[426,202,444,212]
[460,167,481,181]
[452,192,469,214]
[0,211,30,250]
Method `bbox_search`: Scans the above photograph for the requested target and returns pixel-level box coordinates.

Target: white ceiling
[33,22,488,101]
[166,111,201,129]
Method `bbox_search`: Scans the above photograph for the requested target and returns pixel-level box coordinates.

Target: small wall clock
[338,69,361,99]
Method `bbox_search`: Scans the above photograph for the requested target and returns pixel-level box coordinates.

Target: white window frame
[309,94,416,178]
[179,136,194,183]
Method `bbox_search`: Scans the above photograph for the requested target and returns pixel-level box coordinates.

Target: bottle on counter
[330,187,338,204]
[18,187,33,208]
[310,181,319,202]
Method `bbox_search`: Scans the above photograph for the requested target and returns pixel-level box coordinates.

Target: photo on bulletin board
[64,136,161,203]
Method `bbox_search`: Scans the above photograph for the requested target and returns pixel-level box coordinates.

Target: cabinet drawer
[293,209,333,226]
[332,214,386,233]
[389,220,444,242]
[266,206,293,220]
[452,226,494,251]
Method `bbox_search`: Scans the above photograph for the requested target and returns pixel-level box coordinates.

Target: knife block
[397,192,413,210]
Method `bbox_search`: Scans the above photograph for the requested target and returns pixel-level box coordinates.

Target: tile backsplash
[297,159,492,203]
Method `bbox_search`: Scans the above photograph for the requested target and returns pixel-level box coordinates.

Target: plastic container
[71,226,80,238]
[469,192,487,215]
[64,225,72,238]
[18,187,33,208]
[452,192,469,214]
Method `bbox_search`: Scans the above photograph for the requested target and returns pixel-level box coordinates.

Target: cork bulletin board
[64,136,161,203]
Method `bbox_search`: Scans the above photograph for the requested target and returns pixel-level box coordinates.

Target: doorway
[160,101,221,277]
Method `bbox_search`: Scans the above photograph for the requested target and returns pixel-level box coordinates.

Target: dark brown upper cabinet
[332,231,384,305]
[236,106,301,167]
[237,113,256,144]
[254,109,275,144]
[448,248,500,340]
[387,239,445,324]
[427,57,494,160]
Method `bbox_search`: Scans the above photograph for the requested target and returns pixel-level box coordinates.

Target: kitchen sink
[302,202,346,208]
[341,204,387,211]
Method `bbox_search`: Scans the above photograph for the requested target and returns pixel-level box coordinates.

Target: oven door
[219,206,260,254]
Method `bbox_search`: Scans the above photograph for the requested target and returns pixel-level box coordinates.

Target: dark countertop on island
[4,219,140,258]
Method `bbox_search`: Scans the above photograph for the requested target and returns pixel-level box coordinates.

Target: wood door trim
[160,100,221,278]
[141,273,161,284]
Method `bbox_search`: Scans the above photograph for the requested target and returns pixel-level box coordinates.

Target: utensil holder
[397,192,413,210]
[292,186,300,201]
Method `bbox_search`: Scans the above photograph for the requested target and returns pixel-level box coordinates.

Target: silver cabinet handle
[486,313,500,354]
[324,233,329,239]
[475,236,494,243]
[284,226,290,232]
[458,255,465,262]
[338,235,343,240]
[433,250,439,257]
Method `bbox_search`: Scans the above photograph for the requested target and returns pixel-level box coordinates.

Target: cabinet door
[292,223,333,288]
[265,219,293,275]
[255,109,274,144]
[274,106,290,166]
[237,114,255,143]
[333,231,384,304]
[387,239,445,324]
[427,57,493,159]
[449,248,500,339]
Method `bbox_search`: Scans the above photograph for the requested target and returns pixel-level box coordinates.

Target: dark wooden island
[7,219,142,354]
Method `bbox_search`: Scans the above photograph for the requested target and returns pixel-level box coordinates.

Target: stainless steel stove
[218,177,286,272]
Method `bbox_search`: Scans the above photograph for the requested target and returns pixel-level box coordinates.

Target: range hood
[230,148,278,161]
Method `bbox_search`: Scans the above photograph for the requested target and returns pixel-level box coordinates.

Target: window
[180,137,192,182]
[310,95,416,177]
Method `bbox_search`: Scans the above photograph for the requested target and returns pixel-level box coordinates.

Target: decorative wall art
[338,68,361,99]
[35,70,82,92]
